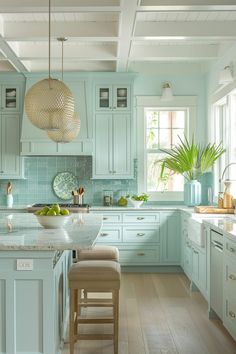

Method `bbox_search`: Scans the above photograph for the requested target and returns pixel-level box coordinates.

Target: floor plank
[63,273,236,354]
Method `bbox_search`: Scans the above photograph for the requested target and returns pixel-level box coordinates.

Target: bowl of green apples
[34,204,70,229]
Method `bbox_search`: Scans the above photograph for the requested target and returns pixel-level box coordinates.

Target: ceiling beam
[14,42,116,59]
[116,0,138,72]
[135,21,236,38]
[0,36,27,72]
[0,0,120,13]
[130,44,219,60]
[139,0,236,11]
[4,21,118,40]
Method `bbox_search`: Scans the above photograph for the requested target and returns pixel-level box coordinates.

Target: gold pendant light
[47,37,81,143]
[24,0,75,131]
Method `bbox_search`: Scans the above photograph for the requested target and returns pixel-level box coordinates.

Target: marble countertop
[0,213,102,251]
[203,217,236,241]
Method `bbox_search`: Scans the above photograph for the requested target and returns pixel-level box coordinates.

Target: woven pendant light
[47,37,81,143]
[24,0,75,131]
[47,112,81,143]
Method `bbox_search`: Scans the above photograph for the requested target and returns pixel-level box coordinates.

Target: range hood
[21,75,93,156]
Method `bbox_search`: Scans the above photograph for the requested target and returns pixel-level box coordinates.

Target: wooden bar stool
[68,260,121,354]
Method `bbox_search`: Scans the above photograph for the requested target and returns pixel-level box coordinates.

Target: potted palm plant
[158,136,225,206]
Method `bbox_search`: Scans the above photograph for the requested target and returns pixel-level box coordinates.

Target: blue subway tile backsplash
[0,157,137,206]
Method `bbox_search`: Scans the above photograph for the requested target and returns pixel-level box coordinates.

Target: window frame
[136,96,197,202]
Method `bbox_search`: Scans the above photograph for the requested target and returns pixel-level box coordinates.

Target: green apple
[60,208,70,216]
[51,204,60,214]
[35,210,41,215]
[42,206,50,214]
[47,209,57,216]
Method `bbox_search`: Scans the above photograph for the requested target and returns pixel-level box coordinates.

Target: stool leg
[70,288,75,354]
[113,290,119,354]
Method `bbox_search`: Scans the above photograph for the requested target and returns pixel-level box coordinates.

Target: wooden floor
[63,272,236,354]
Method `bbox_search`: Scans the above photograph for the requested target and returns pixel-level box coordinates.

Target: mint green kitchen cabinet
[161,212,180,264]
[223,235,236,341]
[0,250,72,354]
[93,210,182,267]
[0,85,20,112]
[0,113,24,179]
[95,84,131,111]
[0,76,24,178]
[191,241,207,299]
[93,113,132,178]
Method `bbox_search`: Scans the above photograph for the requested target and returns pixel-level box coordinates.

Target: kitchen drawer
[123,213,159,223]
[96,227,122,243]
[99,213,122,223]
[123,226,160,243]
[224,238,236,260]
[119,247,160,264]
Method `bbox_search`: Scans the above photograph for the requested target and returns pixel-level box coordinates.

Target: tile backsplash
[0,157,138,206]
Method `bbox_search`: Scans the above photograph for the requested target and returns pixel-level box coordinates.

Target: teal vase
[184,180,201,206]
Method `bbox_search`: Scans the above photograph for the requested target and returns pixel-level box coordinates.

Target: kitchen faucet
[219,162,236,183]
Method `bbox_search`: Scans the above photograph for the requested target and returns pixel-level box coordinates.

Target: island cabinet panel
[0,250,72,354]
[15,280,44,353]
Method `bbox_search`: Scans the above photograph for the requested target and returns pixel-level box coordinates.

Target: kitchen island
[0,213,102,354]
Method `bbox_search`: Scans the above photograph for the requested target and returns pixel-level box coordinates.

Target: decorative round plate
[53,172,78,200]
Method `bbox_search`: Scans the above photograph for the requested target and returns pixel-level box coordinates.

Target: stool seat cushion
[69,260,121,282]
[77,245,119,262]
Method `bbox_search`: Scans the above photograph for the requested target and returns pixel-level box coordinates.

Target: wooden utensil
[7,182,12,194]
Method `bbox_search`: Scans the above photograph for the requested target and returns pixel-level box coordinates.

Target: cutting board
[194,206,234,214]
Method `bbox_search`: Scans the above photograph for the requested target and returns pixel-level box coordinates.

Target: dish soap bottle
[6,181,13,208]
[223,180,234,208]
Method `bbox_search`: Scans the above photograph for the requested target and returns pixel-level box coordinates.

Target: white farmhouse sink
[188,217,205,247]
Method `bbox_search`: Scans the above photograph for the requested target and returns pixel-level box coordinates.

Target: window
[137,96,197,202]
[145,109,186,193]
[213,92,236,197]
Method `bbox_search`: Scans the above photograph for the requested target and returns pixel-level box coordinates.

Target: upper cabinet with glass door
[1,85,20,112]
[96,85,130,111]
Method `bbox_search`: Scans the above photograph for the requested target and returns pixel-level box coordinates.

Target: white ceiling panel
[0,0,236,73]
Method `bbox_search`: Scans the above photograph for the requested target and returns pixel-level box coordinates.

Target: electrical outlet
[16,259,33,271]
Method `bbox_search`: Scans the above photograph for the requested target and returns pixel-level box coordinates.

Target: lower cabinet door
[224,297,236,341]
[184,242,193,279]
[119,246,160,264]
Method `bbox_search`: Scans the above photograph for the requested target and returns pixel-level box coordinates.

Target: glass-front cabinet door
[113,85,130,111]
[96,86,112,111]
[1,85,20,112]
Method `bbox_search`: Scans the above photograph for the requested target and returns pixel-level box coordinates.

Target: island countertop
[0,213,102,251]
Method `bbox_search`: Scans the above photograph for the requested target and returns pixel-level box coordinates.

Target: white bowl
[35,215,70,229]
[129,199,144,208]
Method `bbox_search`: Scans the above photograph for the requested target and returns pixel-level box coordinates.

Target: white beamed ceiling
[0,0,236,73]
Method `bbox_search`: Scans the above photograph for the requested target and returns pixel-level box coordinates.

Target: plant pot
[184,180,201,207]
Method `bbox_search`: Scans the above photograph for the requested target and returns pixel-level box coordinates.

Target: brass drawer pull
[100,233,109,237]
[137,252,145,256]
[137,233,145,237]
[137,217,144,220]
[229,311,236,318]
[229,247,235,253]
[229,274,236,280]
[103,217,108,220]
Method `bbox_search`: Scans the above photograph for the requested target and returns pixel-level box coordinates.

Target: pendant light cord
[49,0,51,81]
[61,39,64,81]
